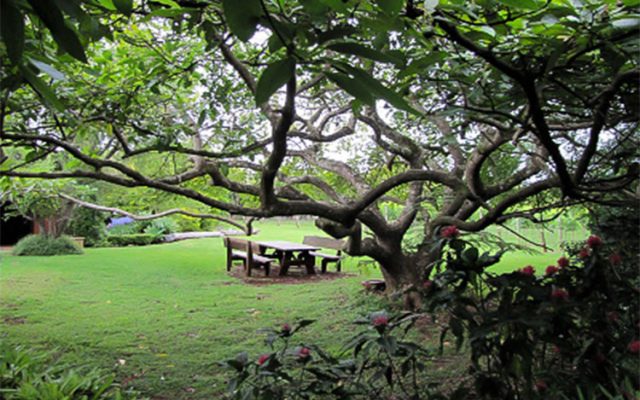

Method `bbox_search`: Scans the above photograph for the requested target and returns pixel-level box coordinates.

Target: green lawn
[0,220,564,399]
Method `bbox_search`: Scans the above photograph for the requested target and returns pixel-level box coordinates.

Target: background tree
[1,0,637,305]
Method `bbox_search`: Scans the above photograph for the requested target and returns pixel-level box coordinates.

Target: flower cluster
[440,225,460,239]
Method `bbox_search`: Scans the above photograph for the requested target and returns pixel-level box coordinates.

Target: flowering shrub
[221,314,446,399]
[425,233,640,399]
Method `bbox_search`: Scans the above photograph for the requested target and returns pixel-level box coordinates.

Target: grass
[0,220,569,399]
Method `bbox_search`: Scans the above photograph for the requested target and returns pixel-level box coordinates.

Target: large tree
[1,0,638,305]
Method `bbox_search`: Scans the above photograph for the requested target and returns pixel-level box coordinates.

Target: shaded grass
[0,220,565,398]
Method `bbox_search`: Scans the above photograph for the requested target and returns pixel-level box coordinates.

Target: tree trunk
[377,253,426,310]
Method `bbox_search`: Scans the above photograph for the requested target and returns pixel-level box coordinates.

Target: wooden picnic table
[256,241,320,276]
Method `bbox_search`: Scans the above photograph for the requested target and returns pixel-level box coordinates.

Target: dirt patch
[2,316,26,325]
[228,265,353,285]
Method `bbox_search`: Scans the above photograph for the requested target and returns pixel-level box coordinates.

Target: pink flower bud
[441,225,460,239]
[257,354,269,366]
[545,265,559,276]
[551,288,569,301]
[519,265,535,276]
[557,257,570,268]
[372,315,389,327]
[586,235,603,248]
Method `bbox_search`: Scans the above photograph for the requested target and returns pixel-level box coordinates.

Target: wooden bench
[302,236,345,273]
[224,237,275,277]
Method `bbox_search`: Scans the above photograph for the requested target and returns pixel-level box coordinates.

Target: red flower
[298,347,311,358]
[551,288,569,301]
[557,257,570,268]
[628,340,640,354]
[372,315,389,327]
[609,253,622,265]
[519,265,535,276]
[282,323,291,333]
[441,225,460,239]
[545,265,559,276]
[422,280,433,290]
[535,379,548,392]
[586,235,603,248]
[257,354,270,366]
[579,248,590,259]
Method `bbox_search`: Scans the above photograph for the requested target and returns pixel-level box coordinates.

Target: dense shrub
[422,230,639,399]
[12,235,83,256]
[65,206,107,247]
[0,343,137,399]
[105,233,162,247]
[142,217,177,235]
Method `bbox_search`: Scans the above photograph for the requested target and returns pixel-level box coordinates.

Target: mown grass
[0,220,568,399]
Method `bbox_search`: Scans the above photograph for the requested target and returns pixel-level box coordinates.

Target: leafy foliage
[424,233,640,399]
[105,233,162,247]
[65,205,107,247]
[12,235,82,256]
[0,343,136,399]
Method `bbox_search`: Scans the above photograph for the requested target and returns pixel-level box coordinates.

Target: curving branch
[59,193,250,233]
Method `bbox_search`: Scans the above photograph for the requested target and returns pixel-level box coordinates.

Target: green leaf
[376,0,403,14]
[27,0,88,63]
[497,0,539,10]
[1,0,25,64]
[326,72,375,106]
[222,0,262,42]
[327,42,403,65]
[112,0,133,15]
[623,0,640,6]
[337,64,420,116]
[19,66,65,112]
[255,58,295,105]
[28,59,65,81]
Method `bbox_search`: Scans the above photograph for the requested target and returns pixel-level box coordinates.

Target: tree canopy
[1,0,638,297]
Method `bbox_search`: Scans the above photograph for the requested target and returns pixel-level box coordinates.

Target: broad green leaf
[326,72,375,106]
[112,0,133,15]
[611,16,640,29]
[327,42,403,65]
[376,0,403,14]
[497,0,539,10]
[28,59,65,81]
[222,0,262,42]
[338,64,420,116]
[424,0,439,12]
[1,0,24,64]
[623,0,640,6]
[27,0,88,63]
[300,0,330,16]
[255,58,295,105]
[152,0,180,7]
[19,66,65,112]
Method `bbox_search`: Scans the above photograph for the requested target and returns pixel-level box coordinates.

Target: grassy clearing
[0,220,567,398]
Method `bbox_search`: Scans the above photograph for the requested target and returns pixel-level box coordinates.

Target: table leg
[304,252,316,275]
[279,251,291,276]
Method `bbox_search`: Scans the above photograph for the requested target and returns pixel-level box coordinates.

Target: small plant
[0,343,137,399]
[222,314,446,399]
[12,235,82,256]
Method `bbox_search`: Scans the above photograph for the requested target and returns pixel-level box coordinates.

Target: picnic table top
[256,241,320,252]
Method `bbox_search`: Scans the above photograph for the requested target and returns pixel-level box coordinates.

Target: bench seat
[232,250,274,265]
[309,251,341,261]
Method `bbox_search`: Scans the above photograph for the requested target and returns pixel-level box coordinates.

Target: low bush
[142,217,177,236]
[12,235,83,256]
[65,205,107,247]
[105,233,162,247]
[0,343,137,399]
